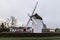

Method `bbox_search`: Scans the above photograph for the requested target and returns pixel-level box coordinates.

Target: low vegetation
[0,37,60,40]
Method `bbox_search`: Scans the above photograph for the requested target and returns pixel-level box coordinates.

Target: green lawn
[0,37,60,40]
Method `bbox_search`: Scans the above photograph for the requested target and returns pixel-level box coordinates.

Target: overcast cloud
[0,0,60,28]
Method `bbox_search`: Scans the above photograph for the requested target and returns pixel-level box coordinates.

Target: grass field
[0,37,60,40]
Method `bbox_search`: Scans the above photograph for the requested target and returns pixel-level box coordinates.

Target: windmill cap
[32,13,42,20]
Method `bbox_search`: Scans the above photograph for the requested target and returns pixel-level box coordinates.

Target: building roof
[32,13,42,20]
[10,27,31,29]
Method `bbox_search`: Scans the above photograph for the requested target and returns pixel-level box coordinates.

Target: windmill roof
[32,13,42,20]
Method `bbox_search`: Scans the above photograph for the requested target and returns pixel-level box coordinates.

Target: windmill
[26,0,47,33]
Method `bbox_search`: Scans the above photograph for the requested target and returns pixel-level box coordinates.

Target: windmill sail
[26,1,38,26]
[32,1,38,15]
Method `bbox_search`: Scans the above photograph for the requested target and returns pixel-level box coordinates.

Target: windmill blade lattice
[26,1,38,26]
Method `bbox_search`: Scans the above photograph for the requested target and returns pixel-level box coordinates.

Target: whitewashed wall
[32,19,43,33]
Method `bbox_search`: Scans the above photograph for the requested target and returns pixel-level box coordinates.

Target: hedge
[0,32,60,37]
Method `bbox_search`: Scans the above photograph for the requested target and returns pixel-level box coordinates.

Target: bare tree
[10,16,17,27]
[6,18,11,28]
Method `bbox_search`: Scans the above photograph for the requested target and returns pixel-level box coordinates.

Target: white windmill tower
[26,1,47,33]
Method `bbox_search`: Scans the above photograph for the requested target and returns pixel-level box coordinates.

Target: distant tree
[5,18,11,28]
[55,28,59,30]
[10,16,17,27]
[5,16,17,28]
[1,23,4,29]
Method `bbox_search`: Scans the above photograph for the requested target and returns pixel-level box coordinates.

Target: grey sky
[0,0,60,28]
